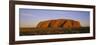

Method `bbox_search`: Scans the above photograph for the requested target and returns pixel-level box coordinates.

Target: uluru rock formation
[37,19,80,29]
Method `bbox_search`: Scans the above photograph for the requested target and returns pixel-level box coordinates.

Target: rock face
[36,19,80,29]
[37,21,50,29]
[50,19,65,28]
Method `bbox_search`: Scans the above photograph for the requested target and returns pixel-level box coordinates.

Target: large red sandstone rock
[36,19,80,29]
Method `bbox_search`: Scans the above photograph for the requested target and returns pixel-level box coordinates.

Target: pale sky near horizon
[19,8,90,28]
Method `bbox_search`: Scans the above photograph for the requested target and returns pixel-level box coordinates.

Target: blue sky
[19,8,90,27]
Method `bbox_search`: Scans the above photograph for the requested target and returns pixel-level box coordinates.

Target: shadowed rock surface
[37,19,80,29]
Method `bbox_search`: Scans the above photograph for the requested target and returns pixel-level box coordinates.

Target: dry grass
[20,27,89,36]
